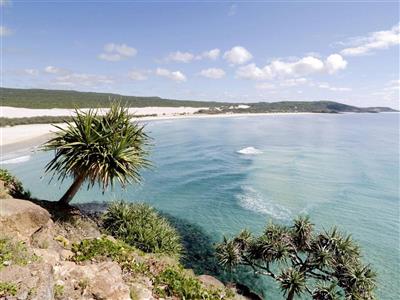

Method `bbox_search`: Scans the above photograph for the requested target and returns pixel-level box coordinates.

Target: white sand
[0,106,314,147]
[0,106,206,118]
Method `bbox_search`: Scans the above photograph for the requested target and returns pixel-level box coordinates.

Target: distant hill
[0,87,396,113]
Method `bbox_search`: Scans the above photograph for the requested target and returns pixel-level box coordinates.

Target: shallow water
[3,113,399,299]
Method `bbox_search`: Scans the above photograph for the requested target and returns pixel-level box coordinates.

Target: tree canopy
[216,216,376,300]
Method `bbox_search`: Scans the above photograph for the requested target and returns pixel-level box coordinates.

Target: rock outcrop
[0,198,52,242]
[0,198,256,300]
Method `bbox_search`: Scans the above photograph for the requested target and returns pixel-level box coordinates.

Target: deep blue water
[3,113,399,299]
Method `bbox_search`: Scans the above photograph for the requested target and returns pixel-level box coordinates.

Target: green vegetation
[42,102,150,205]
[102,202,182,256]
[0,282,18,297]
[0,168,31,199]
[1,87,395,113]
[53,284,64,298]
[72,236,230,299]
[216,216,376,300]
[0,87,224,109]
[155,266,230,299]
[0,238,37,269]
[0,113,157,127]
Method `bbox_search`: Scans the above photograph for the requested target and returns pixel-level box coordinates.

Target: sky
[1,0,399,108]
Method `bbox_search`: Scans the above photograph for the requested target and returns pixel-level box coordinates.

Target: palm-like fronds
[42,102,150,204]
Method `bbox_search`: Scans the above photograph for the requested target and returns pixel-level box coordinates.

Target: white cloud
[44,65,69,75]
[0,26,13,37]
[128,70,149,81]
[166,51,195,63]
[255,82,275,90]
[223,46,253,65]
[317,83,351,92]
[200,49,220,60]
[98,43,137,62]
[325,54,347,74]
[237,54,346,80]
[340,24,400,56]
[199,68,226,79]
[280,78,309,87]
[54,73,114,87]
[24,69,39,76]
[155,68,186,82]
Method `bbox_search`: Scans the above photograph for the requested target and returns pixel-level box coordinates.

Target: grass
[54,284,64,298]
[102,202,182,256]
[0,238,37,269]
[0,282,18,297]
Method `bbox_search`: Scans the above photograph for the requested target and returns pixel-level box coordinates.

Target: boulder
[54,261,131,300]
[197,274,225,289]
[0,263,54,300]
[0,198,52,242]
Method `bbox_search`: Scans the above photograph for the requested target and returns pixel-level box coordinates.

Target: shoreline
[1,111,397,156]
[1,112,316,151]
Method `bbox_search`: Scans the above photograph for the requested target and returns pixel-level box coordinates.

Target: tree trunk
[58,172,86,205]
[286,287,295,300]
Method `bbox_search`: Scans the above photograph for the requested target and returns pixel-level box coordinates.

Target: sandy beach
[0,106,314,150]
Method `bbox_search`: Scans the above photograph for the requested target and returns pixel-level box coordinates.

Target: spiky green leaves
[102,201,182,256]
[279,268,306,299]
[215,217,377,300]
[43,102,150,192]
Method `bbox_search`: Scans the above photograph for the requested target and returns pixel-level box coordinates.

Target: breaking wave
[0,155,31,165]
[236,186,292,220]
[237,146,263,155]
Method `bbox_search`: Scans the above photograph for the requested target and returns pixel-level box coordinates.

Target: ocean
[3,113,399,299]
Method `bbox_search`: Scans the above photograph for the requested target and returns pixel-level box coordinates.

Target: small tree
[43,102,150,205]
[216,217,376,300]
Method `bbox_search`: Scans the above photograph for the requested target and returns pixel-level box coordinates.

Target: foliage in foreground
[0,169,31,199]
[0,238,38,270]
[72,236,230,300]
[0,282,18,297]
[102,201,183,256]
[216,216,376,300]
[42,102,150,205]
[155,266,233,299]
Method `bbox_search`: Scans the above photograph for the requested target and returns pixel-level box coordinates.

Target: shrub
[0,282,17,297]
[71,236,149,275]
[102,202,182,256]
[0,238,37,269]
[0,168,31,199]
[155,266,229,300]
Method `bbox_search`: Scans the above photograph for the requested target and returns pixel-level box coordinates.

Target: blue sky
[1,0,399,108]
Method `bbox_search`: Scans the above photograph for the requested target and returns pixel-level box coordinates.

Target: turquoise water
[3,113,399,299]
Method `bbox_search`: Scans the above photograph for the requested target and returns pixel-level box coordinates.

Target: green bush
[0,282,18,297]
[102,202,182,256]
[0,238,37,269]
[72,236,149,275]
[0,169,31,199]
[155,266,229,299]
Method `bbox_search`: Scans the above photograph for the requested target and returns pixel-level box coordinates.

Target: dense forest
[1,87,396,114]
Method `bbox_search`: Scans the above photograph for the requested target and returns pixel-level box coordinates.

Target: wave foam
[237,147,263,155]
[0,155,31,165]
[237,186,291,220]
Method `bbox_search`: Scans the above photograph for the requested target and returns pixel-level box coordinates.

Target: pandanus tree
[43,102,150,205]
[216,216,376,300]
